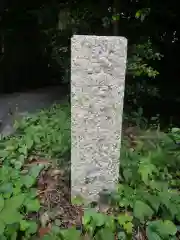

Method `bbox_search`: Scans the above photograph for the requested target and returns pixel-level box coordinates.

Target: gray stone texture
[71,35,127,203]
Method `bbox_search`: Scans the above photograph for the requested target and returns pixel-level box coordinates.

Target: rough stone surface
[71,35,127,203]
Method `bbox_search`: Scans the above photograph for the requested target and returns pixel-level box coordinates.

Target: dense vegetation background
[1,1,180,239]
[0,0,179,127]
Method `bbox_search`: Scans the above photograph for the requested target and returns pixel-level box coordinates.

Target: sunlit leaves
[135,8,150,22]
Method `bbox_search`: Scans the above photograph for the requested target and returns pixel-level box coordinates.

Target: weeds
[0,103,70,239]
[0,103,180,239]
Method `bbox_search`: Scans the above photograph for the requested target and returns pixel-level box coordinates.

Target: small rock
[40,212,50,227]
[54,219,62,226]
[50,169,63,177]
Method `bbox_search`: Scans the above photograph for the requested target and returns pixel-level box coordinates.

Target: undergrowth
[0,103,180,239]
[0,103,70,239]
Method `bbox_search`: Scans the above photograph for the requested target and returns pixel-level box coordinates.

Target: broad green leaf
[26,221,38,234]
[123,185,134,196]
[117,213,133,226]
[150,181,168,192]
[29,164,44,178]
[5,193,25,209]
[25,198,41,212]
[25,137,34,149]
[0,166,10,181]
[0,235,7,240]
[168,202,179,218]
[27,188,38,199]
[2,192,11,199]
[124,222,133,234]
[20,220,30,231]
[138,158,157,184]
[162,220,177,236]
[118,199,129,208]
[13,180,23,195]
[93,212,107,227]
[95,228,114,240]
[5,223,19,238]
[123,169,132,181]
[0,209,22,224]
[60,227,81,240]
[14,161,23,170]
[105,216,116,232]
[83,209,106,227]
[9,232,17,240]
[147,220,177,238]
[18,154,25,164]
[22,175,36,188]
[33,135,41,144]
[0,150,9,159]
[142,194,161,212]
[157,220,177,237]
[0,196,5,212]
[158,191,171,207]
[83,209,94,225]
[6,144,17,151]
[10,170,20,180]
[134,200,154,221]
[18,144,28,155]
[0,220,5,235]
[146,226,162,240]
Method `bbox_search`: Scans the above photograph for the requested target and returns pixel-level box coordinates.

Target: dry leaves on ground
[30,159,84,237]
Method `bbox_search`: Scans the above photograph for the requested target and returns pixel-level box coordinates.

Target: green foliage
[147,220,177,240]
[1,101,180,239]
[0,103,70,239]
[0,103,70,162]
[31,3,162,86]
[110,127,180,239]
[0,165,40,238]
[135,8,151,22]
[42,126,180,240]
[127,39,163,78]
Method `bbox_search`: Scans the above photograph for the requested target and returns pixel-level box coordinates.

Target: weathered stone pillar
[71,35,127,203]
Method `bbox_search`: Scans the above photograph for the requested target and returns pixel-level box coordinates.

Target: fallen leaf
[38,227,51,238]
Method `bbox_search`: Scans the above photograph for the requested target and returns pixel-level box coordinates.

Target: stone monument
[71,35,127,203]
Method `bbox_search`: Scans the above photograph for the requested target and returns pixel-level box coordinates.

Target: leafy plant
[45,124,180,240]
[127,39,163,78]
[0,103,70,239]
[1,101,180,240]
[0,165,41,238]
